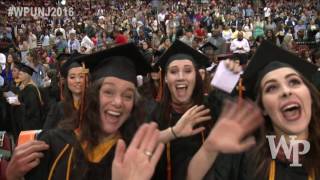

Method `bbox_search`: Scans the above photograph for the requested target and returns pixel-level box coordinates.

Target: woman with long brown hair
[6,43,163,180]
[43,53,85,129]
[187,41,320,180]
[151,40,213,180]
[1,53,15,91]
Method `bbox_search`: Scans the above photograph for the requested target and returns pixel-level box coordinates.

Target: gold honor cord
[166,142,172,180]
[66,147,74,180]
[166,122,206,180]
[268,160,315,180]
[48,144,70,180]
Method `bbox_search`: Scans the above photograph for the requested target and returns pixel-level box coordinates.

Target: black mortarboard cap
[60,52,84,78]
[56,53,71,63]
[74,43,151,85]
[199,41,218,54]
[15,62,35,76]
[154,49,164,58]
[151,63,160,72]
[243,41,319,99]
[156,39,210,71]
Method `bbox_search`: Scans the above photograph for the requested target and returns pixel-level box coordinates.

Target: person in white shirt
[54,24,66,40]
[180,28,194,47]
[263,4,271,19]
[315,31,320,43]
[28,31,37,49]
[0,53,6,72]
[243,26,252,41]
[67,29,80,53]
[40,29,51,48]
[230,32,250,66]
[222,25,233,43]
[158,10,166,31]
[98,16,106,30]
[80,34,95,54]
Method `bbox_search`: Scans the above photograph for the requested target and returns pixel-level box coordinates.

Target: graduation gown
[25,128,115,180]
[4,82,22,140]
[205,89,232,123]
[151,104,204,180]
[43,101,64,129]
[0,87,8,131]
[203,153,319,180]
[11,84,43,131]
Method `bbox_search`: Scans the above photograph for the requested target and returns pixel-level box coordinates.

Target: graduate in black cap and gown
[199,41,242,122]
[2,62,23,139]
[6,43,164,180]
[10,62,44,131]
[43,53,86,129]
[199,41,218,64]
[151,40,213,180]
[198,41,219,95]
[187,41,320,180]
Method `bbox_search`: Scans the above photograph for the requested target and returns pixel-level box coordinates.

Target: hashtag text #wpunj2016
[8,7,74,17]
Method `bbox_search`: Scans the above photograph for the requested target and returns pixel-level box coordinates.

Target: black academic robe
[25,129,115,180]
[5,101,23,140]
[3,87,22,140]
[43,101,64,129]
[151,104,204,180]
[204,153,319,180]
[0,87,8,131]
[16,84,43,130]
[205,89,232,123]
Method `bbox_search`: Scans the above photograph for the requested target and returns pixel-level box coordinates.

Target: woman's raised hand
[173,105,211,138]
[203,99,264,154]
[112,123,164,180]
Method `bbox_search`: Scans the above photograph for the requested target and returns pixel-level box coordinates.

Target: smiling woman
[98,77,135,134]
[6,43,164,180]
[166,59,196,104]
[11,62,43,130]
[43,53,85,129]
[151,40,213,179]
[259,67,312,138]
[186,41,320,180]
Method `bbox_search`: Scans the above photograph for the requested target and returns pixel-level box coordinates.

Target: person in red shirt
[114,29,128,45]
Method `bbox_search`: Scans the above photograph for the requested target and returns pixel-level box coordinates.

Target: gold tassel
[156,67,163,102]
[166,142,172,180]
[237,77,245,98]
[268,160,315,180]
[78,62,89,129]
[66,147,74,180]
[48,144,70,180]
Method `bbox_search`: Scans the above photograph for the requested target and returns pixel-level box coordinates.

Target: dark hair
[265,30,277,45]
[250,68,320,177]
[56,30,63,37]
[79,77,142,150]
[57,77,80,130]
[138,75,159,100]
[5,53,16,71]
[27,49,40,65]
[158,60,204,127]
[202,70,212,95]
